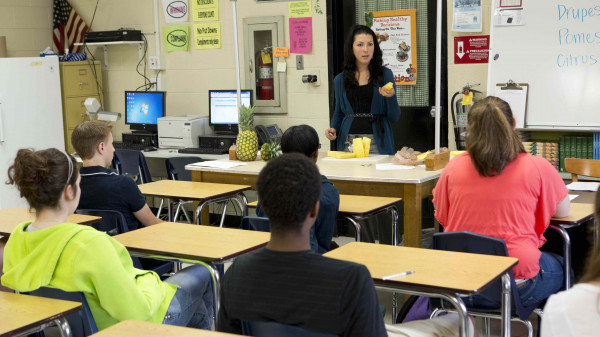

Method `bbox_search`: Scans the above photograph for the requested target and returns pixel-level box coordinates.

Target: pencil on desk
[382,270,415,280]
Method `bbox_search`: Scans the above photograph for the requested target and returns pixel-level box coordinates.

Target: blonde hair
[465,96,525,177]
[71,120,112,160]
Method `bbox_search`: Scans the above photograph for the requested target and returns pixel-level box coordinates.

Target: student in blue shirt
[256,124,340,253]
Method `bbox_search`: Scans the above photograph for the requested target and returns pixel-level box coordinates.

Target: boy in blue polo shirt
[71,120,161,229]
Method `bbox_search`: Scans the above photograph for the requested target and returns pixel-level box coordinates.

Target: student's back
[219,248,384,336]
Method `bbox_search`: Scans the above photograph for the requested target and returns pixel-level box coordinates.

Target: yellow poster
[194,22,221,49]
[192,0,219,22]
[289,1,311,18]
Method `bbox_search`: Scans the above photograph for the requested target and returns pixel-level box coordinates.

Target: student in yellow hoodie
[1,148,213,331]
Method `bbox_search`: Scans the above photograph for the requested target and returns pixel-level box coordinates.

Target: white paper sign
[494,8,525,26]
[452,0,483,32]
[162,0,189,23]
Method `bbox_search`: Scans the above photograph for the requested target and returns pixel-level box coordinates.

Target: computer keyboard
[178,147,228,154]
[113,142,147,151]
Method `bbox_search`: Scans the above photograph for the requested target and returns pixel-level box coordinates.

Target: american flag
[52,0,89,55]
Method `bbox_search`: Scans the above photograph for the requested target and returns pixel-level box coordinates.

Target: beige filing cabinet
[59,61,103,154]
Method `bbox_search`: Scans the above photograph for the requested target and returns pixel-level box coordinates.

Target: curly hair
[256,153,321,233]
[342,25,384,90]
[6,148,78,212]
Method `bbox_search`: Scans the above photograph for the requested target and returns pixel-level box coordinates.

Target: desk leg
[437,293,469,337]
[167,198,173,222]
[208,263,221,328]
[549,225,571,289]
[391,207,399,246]
[403,184,423,248]
[54,317,72,337]
[344,216,361,242]
[501,273,512,337]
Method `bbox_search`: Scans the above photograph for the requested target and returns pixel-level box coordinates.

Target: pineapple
[260,140,282,161]
[235,104,258,161]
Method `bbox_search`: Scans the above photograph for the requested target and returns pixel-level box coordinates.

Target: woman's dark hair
[465,96,525,177]
[281,124,320,157]
[342,25,384,90]
[6,148,78,212]
[580,188,600,283]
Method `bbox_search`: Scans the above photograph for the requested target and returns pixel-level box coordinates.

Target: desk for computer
[187,155,441,248]
[0,207,101,236]
[113,222,270,326]
[0,292,82,337]
[324,242,518,337]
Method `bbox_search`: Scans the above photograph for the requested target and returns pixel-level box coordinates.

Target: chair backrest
[25,287,98,336]
[113,149,152,184]
[432,231,529,320]
[75,209,130,235]
[565,158,600,181]
[242,321,337,337]
[165,156,203,181]
[241,216,271,232]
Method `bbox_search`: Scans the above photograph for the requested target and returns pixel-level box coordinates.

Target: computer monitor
[209,90,253,133]
[124,91,166,133]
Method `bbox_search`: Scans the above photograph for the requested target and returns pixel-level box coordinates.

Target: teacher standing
[325,25,401,155]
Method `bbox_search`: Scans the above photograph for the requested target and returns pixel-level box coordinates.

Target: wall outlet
[149,56,160,70]
[296,55,304,70]
[150,77,161,91]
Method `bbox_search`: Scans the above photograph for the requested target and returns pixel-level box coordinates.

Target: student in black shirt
[217,153,387,336]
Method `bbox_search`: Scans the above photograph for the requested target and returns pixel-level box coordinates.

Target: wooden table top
[551,202,595,225]
[90,320,242,337]
[114,222,270,263]
[324,242,518,295]
[0,292,82,337]
[338,194,402,216]
[186,153,442,184]
[0,207,101,236]
[138,180,251,200]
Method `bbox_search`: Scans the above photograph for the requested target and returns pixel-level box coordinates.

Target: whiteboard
[487,0,600,129]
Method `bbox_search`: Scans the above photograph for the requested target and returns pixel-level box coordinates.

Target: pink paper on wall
[289,17,312,53]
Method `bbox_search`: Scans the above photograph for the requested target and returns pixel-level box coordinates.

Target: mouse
[143,146,157,152]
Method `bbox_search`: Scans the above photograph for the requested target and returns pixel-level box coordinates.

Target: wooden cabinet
[59,61,103,154]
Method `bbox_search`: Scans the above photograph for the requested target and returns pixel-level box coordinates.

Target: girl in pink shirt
[433,96,570,315]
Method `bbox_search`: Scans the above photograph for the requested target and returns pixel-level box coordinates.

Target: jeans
[462,252,566,314]
[162,265,214,330]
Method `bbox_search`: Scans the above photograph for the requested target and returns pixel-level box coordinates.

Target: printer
[158,115,209,148]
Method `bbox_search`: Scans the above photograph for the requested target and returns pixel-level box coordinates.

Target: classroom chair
[565,158,600,181]
[431,231,542,337]
[242,321,337,337]
[337,195,401,244]
[75,209,174,277]
[24,287,98,337]
[165,156,203,223]
[112,149,166,218]
[241,216,270,232]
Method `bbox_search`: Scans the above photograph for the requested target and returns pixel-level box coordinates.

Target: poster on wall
[161,0,189,23]
[452,0,482,32]
[194,22,221,49]
[163,25,190,52]
[192,0,219,22]
[365,10,417,85]
[289,17,312,53]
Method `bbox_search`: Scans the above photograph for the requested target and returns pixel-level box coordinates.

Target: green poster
[163,25,190,52]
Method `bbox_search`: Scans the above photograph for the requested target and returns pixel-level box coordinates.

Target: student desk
[187,155,441,248]
[0,207,101,236]
[113,222,270,326]
[89,320,242,337]
[324,242,518,337]
[137,180,251,223]
[0,291,82,337]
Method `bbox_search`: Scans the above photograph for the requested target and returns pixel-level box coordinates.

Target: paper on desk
[322,155,387,162]
[188,161,247,169]
[376,163,415,170]
[568,194,579,201]
[566,182,600,192]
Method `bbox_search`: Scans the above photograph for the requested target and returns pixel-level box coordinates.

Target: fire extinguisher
[256,48,274,100]
[450,83,482,150]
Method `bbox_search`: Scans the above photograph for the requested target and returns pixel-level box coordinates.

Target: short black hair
[281,124,319,157]
[256,153,321,233]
